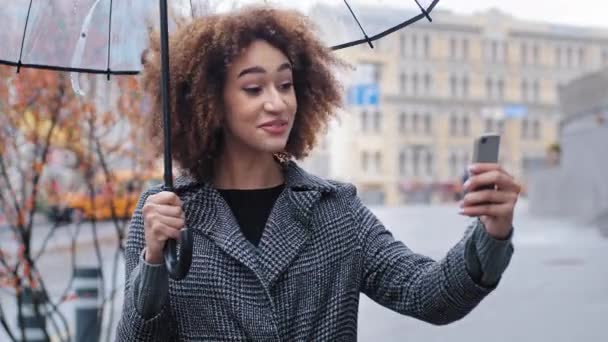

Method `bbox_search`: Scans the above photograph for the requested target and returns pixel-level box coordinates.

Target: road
[1,200,606,341]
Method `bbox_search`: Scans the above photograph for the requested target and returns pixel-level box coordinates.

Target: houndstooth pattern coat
[116,161,500,341]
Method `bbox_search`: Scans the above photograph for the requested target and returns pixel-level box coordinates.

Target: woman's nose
[263,87,288,113]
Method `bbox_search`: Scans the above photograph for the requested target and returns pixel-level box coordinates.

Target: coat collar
[173,161,337,288]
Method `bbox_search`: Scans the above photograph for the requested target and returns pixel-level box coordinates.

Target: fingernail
[463,180,470,189]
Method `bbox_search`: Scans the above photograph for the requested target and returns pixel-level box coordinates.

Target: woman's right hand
[142,191,185,264]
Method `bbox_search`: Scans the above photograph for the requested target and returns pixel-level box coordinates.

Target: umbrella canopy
[0,0,438,75]
[0,0,441,280]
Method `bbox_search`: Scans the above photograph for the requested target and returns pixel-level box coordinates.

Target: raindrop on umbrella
[70,0,103,96]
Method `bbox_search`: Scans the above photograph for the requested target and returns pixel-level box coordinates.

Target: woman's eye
[243,87,262,95]
[279,82,293,91]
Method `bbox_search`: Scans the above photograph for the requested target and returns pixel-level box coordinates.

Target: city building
[304,6,608,205]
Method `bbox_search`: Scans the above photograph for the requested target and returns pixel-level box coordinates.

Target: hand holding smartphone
[469,133,500,192]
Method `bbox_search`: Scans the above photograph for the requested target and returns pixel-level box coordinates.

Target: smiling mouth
[259,122,288,135]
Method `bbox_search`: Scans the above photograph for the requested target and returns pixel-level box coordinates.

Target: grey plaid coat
[116,162,500,341]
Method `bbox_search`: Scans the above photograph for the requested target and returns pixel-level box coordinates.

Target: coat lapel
[175,177,263,281]
[256,162,336,286]
[174,162,337,288]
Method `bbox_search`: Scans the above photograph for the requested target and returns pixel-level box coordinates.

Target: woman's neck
[212,148,285,190]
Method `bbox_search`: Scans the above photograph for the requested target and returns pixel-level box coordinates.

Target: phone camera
[481,137,487,144]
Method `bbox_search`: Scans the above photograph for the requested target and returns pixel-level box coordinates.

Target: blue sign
[504,104,528,118]
[348,84,379,106]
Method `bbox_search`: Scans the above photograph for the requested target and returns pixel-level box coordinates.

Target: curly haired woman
[116,6,519,341]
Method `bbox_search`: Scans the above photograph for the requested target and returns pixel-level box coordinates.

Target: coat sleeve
[115,189,177,341]
[351,190,511,325]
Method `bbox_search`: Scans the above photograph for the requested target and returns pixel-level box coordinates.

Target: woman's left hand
[460,163,521,240]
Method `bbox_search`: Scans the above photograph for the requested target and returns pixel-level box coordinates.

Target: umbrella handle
[163,228,193,280]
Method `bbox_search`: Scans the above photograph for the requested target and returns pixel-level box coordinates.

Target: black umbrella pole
[159,0,193,280]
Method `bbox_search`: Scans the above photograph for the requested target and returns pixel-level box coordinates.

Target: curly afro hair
[142,6,346,182]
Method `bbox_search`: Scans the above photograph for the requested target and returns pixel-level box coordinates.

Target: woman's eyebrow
[237,62,292,78]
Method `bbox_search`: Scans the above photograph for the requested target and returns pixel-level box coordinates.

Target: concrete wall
[528,115,608,226]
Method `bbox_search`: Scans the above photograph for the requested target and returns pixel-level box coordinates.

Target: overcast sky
[438,0,608,29]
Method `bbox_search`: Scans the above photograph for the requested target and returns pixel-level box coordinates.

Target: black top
[217,184,285,246]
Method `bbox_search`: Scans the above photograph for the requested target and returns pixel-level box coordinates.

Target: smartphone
[472,133,500,164]
[470,133,500,191]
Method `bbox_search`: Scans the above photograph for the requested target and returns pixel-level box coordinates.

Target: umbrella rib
[16,0,34,73]
[331,0,440,51]
[106,0,114,80]
[343,0,374,49]
[413,0,433,22]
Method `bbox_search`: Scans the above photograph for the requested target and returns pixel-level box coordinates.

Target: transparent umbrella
[0,0,441,280]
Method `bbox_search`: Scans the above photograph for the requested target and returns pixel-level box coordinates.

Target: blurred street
[1,200,606,341]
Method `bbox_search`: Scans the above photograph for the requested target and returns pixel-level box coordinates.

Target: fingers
[462,189,517,207]
[147,191,183,206]
[464,169,520,193]
[468,163,502,174]
[144,203,184,219]
[459,202,513,217]
[142,191,186,252]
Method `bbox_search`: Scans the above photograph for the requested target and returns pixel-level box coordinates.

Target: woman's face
[222,39,297,155]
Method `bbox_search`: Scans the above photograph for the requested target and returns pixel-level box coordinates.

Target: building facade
[304,6,608,205]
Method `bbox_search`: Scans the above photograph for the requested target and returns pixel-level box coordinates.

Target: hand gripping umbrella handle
[163,227,193,280]
[158,0,193,280]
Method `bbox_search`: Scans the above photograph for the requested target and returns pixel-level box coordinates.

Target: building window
[400,73,407,94]
[462,115,470,136]
[462,39,469,60]
[373,111,382,133]
[398,112,407,133]
[374,152,382,173]
[462,75,470,98]
[362,151,369,171]
[566,47,573,67]
[532,119,541,139]
[449,151,458,177]
[532,80,540,103]
[497,79,505,100]
[578,47,585,67]
[424,73,432,95]
[400,34,406,57]
[412,73,419,95]
[486,78,493,99]
[425,150,434,176]
[423,35,431,58]
[399,150,408,175]
[450,75,458,97]
[521,80,529,102]
[424,114,432,135]
[450,114,458,136]
[461,152,469,174]
[521,42,528,65]
[412,112,420,133]
[491,41,498,62]
[411,35,418,57]
[361,110,369,132]
[555,47,562,67]
[521,119,529,138]
[412,148,421,176]
[450,37,457,59]
[533,44,540,65]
